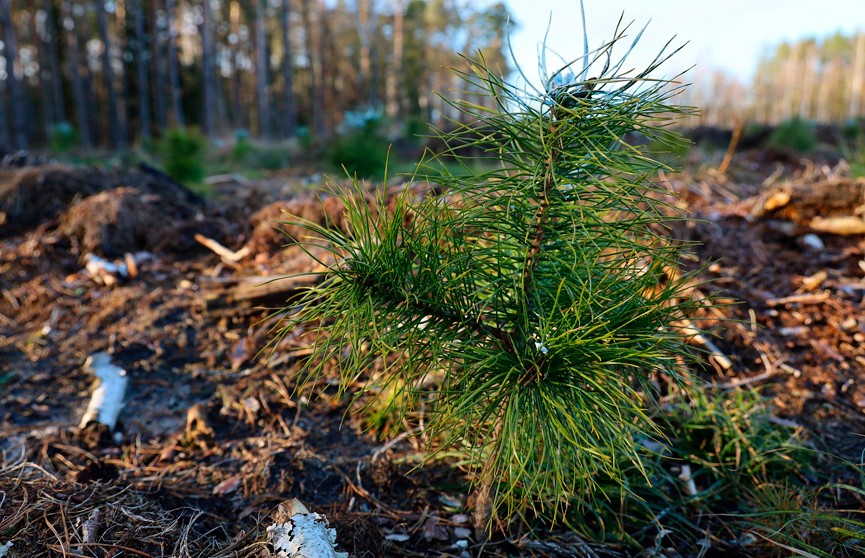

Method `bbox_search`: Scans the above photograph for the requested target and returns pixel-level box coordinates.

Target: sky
[503,0,865,87]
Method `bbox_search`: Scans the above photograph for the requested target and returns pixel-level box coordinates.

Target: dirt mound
[0,163,203,238]
[59,187,179,256]
[0,164,107,236]
[247,195,363,253]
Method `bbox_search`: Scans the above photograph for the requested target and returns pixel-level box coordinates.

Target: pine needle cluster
[274,18,702,527]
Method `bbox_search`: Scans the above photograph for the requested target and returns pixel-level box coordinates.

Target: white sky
[503,0,865,86]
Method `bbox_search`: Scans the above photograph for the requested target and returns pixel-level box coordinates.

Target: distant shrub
[230,130,255,165]
[404,115,428,143]
[230,130,290,171]
[161,128,206,185]
[328,116,389,179]
[50,122,79,153]
[255,147,290,170]
[767,117,817,153]
[841,117,864,141]
[840,119,865,178]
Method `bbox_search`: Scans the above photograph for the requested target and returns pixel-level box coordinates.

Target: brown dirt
[2,157,865,557]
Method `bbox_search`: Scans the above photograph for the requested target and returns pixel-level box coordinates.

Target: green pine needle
[273,20,703,527]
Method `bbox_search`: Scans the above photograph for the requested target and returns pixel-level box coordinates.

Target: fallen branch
[201,271,326,310]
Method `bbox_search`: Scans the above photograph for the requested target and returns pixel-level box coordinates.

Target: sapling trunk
[273,12,700,529]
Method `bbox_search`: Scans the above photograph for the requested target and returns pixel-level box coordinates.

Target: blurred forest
[681,32,865,127]
[0,0,510,151]
[1,1,864,153]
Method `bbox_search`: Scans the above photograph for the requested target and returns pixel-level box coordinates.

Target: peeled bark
[267,499,348,558]
[79,352,129,431]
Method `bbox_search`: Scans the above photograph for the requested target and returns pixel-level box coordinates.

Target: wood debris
[267,499,348,558]
[751,176,865,236]
[79,352,129,431]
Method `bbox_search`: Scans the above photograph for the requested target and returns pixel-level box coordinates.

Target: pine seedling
[273,12,701,529]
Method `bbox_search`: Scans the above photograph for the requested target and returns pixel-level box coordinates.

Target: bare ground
[2,154,865,557]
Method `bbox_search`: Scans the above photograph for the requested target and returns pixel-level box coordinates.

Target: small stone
[798,233,824,251]
[453,527,472,539]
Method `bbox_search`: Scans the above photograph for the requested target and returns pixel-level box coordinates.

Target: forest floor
[2,149,865,557]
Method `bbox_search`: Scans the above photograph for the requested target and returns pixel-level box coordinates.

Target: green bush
[228,130,290,171]
[50,122,79,153]
[328,115,389,179]
[767,117,818,153]
[230,130,255,165]
[160,127,207,185]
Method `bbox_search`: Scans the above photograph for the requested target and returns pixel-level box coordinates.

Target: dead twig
[716,117,743,177]
[680,320,733,372]
[194,233,251,264]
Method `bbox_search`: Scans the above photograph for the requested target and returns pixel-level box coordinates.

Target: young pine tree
[274,16,701,528]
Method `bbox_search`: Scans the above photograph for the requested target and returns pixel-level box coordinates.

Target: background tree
[1,0,28,148]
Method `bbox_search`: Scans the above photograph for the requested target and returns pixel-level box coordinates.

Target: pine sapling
[273,13,701,530]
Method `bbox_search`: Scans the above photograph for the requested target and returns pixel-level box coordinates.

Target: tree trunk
[150,0,168,131]
[798,44,816,120]
[255,0,270,139]
[201,0,217,135]
[356,0,373,106]
[385,0,403,120]
[165,0,185,127]
[44,0,67,125]
[280,0,295,138]
[0,63,8,151]
[116,0,131,145]
[60,0,93,147]
[97,0,126,149]
[849,33,865,119]
[314,0,328,136]
[229,0,244,130]
[35,3,56,137]
[300,0,324,140]
[133,0,151,140]
[0,0,28,148]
